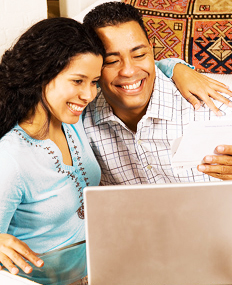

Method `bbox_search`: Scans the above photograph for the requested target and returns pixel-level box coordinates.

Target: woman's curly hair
[0,17,105,139]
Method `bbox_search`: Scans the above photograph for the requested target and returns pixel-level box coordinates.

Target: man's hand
[172,64,232,116]
[197,145,232,180]
[0,234,44,275]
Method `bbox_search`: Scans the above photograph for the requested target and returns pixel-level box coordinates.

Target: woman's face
[44,53,103,125]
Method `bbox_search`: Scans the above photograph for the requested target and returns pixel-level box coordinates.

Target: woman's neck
[19,103,72,165]
[19,103,62,140]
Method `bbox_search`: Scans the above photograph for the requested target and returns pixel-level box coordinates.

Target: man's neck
[113,107,147,133]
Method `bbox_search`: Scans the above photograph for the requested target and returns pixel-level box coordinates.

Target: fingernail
[11,267,19,275]
[25,266,32,273]
[194,103,200,110]
[37,260,43,267]
[216,110,223,116]
[204,156,212,163]
[198,165,205,171]
[217,145,225,153]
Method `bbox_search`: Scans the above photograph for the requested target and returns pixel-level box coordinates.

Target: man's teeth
[67,103,84,112]
[121,80,142,90]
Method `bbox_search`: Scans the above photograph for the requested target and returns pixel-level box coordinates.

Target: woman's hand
[0,233,44,275]
[172,64,232,116]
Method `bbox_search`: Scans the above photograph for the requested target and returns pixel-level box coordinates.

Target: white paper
[171,120,232,169]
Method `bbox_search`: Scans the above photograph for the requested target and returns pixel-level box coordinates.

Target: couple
[0,1,231,284]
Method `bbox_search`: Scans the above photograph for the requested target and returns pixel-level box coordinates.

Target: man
[82,1,232,185]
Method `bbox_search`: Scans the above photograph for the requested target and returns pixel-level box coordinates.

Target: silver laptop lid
[84,181,232,285]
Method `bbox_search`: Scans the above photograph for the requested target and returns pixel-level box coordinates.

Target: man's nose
[119,59,136,77]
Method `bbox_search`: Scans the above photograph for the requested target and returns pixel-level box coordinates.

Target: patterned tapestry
[123,0,232,74]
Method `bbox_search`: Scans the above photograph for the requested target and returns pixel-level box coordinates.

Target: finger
[204,172,232,180]
[0,253,19,275]
[15,243,44,269]
[215,145,232,156]
[198,164,232,174]
[203,75,232,91]
[182,91,201,110]
[0,239,44,273]
[213,85,232,97]
[203,155,232,166]
[0,247,33,274]
[3,236,44,268]
[207,90,232,107]
[193,95,222,116]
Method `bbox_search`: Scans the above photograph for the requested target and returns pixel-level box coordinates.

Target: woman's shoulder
[0,125,37,159]
[0,127,19,148]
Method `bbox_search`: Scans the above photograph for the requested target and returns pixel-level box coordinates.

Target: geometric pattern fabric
[123,0,232,73]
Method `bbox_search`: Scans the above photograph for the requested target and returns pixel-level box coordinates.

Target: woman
[0,17,104,284]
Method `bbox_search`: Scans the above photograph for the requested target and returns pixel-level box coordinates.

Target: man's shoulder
[155,66,179,94]
[152,67,183,103]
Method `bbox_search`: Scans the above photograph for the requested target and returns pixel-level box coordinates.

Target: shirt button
[138,140,142,145]
[75,169,79,173]
[147,165,152,170]
[73,157,77,161]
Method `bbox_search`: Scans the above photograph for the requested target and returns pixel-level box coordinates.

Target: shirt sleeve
[0,150,23,233]
[155,58,195,78]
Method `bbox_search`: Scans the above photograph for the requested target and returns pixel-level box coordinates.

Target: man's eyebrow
[105,44,149,57]
[130,44,148,52]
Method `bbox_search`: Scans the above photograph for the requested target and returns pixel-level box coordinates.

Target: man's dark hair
[83,1,149,41]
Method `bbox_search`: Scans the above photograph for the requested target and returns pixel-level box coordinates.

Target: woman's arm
[157,58,232,115]
[0,152,44,274]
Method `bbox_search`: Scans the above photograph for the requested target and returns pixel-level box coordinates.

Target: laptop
[84,181,232,285]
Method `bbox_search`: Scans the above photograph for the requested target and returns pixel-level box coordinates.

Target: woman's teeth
[121,80,142,90]
[67,103,85,112]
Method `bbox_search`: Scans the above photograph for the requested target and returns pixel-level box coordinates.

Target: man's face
[96,21,156,118]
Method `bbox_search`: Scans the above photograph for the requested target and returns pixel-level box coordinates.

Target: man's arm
[157,58,232,116]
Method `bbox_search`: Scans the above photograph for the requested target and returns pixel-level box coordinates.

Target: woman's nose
[78,84,96,103]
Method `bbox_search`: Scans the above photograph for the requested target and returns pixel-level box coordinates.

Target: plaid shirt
[83,67,229,185]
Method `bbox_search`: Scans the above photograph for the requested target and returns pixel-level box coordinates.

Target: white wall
[60,0,120,20]
[60,0,95,18]
[0,0,47,58]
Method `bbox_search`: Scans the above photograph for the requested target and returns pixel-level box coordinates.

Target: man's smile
[120,80,143,90]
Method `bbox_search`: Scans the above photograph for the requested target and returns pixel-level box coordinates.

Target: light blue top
[156,58,194,78]
[0,118,101,253]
